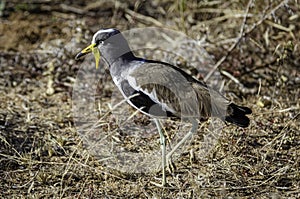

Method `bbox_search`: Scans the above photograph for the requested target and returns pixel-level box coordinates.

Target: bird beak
[75,43,101,69]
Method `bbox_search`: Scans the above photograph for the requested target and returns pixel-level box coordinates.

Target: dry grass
[0,0,299,198]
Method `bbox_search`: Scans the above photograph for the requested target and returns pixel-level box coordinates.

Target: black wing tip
[230,103,252,114]
[225,115,250,128]
[226,103,252,128]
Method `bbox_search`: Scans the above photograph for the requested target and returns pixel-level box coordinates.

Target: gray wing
[127,62,203,118]
[191,82,229,120]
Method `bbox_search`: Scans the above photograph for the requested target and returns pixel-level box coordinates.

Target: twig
[199,13,253,25]
[204,0,253,81]
[220,70,241,86]
[87,93,140,132]
[124,8,163,27]
[264,20,292,32]
[60,4,86,15]
[204,0,289,81]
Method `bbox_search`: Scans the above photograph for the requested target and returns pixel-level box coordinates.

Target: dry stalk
[204,0,290,81]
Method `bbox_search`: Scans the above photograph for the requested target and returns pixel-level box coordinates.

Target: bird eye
[95,40,104,46]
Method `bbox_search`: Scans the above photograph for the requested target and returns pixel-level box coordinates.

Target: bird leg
[153,118,198,187]
[166,118,198,161]
[154,119,167,186]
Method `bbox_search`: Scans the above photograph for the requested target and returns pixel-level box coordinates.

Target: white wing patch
[148,87,176,113]
[127,73,176,114]
[127,75,140,90]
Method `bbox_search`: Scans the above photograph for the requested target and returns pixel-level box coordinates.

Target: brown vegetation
[0,0,299,198]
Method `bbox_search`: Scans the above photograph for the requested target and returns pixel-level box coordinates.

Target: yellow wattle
[92,47,101,69]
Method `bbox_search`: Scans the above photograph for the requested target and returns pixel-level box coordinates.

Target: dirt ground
[0,0,299,198]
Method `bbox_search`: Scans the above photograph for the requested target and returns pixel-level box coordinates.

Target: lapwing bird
[75,28,252,186]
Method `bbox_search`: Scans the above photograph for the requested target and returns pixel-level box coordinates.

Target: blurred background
[0,0,299,198]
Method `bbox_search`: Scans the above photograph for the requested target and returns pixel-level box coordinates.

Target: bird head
[75,28,130,68]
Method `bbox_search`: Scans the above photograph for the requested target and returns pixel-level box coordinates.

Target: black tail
[225,103,252,128]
